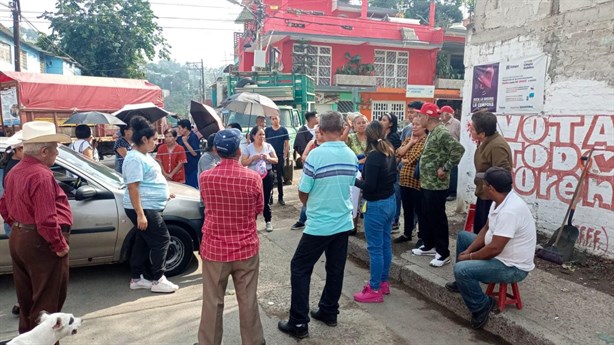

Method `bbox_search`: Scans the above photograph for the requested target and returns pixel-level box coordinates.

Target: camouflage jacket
[419,124,465,190]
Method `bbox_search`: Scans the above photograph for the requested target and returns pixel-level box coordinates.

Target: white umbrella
[221,92,279,117]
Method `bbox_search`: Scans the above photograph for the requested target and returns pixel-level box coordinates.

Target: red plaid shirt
[199,159,264,262]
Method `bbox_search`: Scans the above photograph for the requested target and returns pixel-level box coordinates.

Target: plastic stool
[485,282,523,312]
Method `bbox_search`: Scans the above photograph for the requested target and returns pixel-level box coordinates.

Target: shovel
[538,149,593,264]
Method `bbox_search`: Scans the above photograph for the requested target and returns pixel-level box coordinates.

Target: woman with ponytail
[352,121,397,304]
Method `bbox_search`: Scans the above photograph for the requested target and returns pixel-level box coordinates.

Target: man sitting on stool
[445,167,536,329]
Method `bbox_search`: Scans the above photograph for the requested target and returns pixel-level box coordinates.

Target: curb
[347,236,564,345]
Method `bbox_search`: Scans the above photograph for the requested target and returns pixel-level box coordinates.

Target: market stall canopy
[0,71,163,112]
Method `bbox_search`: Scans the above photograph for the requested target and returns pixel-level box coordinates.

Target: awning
[0,71,164,112]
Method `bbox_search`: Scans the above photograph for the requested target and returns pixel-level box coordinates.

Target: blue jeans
[298,205,307,224]
[364,194,396,290]
[454,231,529,313]
[393,176,401,223]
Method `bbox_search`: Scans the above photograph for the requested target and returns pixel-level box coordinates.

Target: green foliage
[369,0,463,28]
[436,52,462,79]
[336,53,375,76]
[40,0,170,78]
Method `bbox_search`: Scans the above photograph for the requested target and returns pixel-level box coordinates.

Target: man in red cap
[440,105,461,201]
[411,103,465,267]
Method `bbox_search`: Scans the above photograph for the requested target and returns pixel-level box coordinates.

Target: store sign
[406,84,434,98]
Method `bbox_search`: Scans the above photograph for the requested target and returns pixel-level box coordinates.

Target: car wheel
[164,225,194,277]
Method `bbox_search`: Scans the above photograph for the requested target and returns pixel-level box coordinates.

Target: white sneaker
[429,253,451,267]
[265,222,273,232]
[411,246,437,256]
[130,275,152,290]
[151,275,178,293]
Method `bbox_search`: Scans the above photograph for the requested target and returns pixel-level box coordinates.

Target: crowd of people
[0,101,536,344]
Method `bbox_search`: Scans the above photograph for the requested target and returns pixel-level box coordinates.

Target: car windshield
[58,146,124,189]
[224,108,293,129]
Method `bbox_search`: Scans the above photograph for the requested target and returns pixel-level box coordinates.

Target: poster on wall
[1,88,20,126]
[497,54,547,114]
[470,63,499,112]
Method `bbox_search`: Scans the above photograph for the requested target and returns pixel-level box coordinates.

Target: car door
[51,164,119,266]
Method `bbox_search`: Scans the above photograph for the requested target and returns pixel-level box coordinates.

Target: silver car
[0,145,203,277]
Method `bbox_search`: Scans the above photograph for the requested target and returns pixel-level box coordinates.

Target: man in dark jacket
[293,111,318,167]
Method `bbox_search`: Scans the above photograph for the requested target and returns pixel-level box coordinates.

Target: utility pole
[186,60,205,103]
[11,0,21,71]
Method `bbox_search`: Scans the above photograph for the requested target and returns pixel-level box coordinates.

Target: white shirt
[485,191,536,271]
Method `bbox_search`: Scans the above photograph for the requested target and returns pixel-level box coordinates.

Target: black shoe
[291,222,305,230]
[393,234,412,243]
[11,304,19,316]
[278,199,286,206]
[414,238,424,248]
[471,297,496,329]
[310,308,337,327]
[392,222,400,231]
[445,281,460,293]
[278,320,308,339]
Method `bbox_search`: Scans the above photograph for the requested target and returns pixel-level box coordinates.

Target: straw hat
[22,121,71,143]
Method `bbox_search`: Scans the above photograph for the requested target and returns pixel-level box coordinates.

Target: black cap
[476,167,513,192]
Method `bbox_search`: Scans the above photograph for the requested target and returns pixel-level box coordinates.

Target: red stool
[485,282,523,312]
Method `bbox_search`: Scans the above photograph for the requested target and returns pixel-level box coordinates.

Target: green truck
[221,72,316,182]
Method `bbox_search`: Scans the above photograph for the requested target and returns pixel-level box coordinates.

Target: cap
[440,105,455,114]
[476,167,513,192]
[213,128,242,155]
[420,103,440,118]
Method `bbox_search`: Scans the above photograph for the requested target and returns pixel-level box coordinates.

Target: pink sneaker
[354,284,384,303]
[381,281,390,295]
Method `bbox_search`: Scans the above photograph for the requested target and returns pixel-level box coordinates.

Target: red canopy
[0,71,164,112]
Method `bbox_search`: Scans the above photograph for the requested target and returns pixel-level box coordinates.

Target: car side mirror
[75,185,97,201]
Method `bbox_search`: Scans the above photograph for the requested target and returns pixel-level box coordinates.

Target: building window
[293,44,332,86]
[371,101,405,122]
[0,42,11,63]
[20,50,28,70]
[374,50,409,88]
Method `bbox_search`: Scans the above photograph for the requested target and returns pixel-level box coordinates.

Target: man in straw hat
[0,121,73,334]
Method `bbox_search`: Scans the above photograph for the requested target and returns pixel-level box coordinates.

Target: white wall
[459,0,614,258]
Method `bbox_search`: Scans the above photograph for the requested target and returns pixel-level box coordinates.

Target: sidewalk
[347,230,614,345]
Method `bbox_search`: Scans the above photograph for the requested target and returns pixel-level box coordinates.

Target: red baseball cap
[440,105,455,114]
[420,103,440,118]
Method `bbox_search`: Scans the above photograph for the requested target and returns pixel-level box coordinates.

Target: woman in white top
[70,125,99,161]
[241,126,278,232]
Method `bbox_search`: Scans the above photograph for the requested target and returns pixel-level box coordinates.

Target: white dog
[7,312,82,345]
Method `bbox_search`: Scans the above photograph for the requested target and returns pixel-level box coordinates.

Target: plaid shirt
[399,136,426,190]
[199,159,264,262]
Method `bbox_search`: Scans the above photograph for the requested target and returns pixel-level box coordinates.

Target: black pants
[473,198,493,234]
[421,189,450,258]
[125,208,170,281]
[400,186,422,239]
[272,158,284,201]
[289,231,350,325]
[262,171,274,222]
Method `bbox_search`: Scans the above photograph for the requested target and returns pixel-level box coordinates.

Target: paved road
[0,176,506,345]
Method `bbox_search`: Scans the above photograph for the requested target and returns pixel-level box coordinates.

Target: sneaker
[291,222,305,230]
[380,281,391,295]
[278,320,309,339]
[393,234,412,244]
[130,275,153,290]
[429,253,451,267]
[445,281,460,293]
[151,275,178,293]
[411,246,437,256]
[265,222,273,232]
[310,308,337,327]
[278,199,286,206]
[354,283,384,303]
[391,222,400,234]
[471,297,496,329]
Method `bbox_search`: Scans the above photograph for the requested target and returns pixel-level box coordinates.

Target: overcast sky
[0,0,244,68]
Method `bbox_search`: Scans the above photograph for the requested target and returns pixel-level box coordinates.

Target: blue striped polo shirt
[299,141,358,236]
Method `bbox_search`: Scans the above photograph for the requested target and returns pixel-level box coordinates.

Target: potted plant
[335,53,377,86]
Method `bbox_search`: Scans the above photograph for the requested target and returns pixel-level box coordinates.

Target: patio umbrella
[112,102,170,124]
[190,100,224,139]
[62,111,126,126]
[221,92,279,117]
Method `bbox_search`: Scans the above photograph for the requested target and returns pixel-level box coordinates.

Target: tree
[369,0,463,28]
[39,0,170,78]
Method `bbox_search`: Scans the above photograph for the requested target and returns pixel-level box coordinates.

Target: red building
[234,0,464,122]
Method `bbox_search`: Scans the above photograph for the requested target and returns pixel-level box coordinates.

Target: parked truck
[218,72,316,182]
[0,71,165,156]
